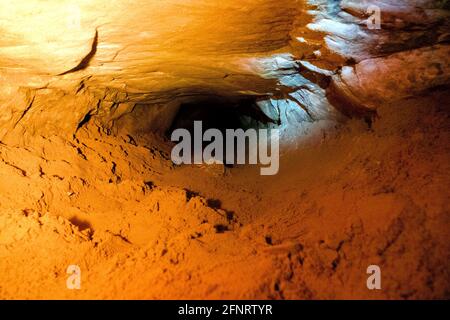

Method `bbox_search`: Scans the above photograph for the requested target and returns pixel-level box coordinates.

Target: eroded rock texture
[0,0,449,300]
[0,0,448,144]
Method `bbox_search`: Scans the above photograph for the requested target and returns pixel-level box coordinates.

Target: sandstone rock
[0,0,448,142]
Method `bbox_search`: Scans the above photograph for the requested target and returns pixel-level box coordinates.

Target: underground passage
[0,0,449,301]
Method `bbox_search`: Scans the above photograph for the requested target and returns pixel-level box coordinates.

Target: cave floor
[0,91,448,299]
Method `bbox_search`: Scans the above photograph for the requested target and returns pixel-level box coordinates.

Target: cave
[0,0,449,301]
[168,97,258,136]
[168,96,277,167]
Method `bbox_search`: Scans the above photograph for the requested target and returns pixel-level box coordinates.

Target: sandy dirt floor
[0,90,449,299]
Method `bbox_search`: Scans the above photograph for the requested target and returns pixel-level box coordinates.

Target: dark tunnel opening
[168,97,243,136]
[166,95,276,165]
[168,96,275,133]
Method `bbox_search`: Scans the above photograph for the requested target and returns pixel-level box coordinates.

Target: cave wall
[0,0,448,145]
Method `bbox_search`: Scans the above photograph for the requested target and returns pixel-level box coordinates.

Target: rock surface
[0,0,449,300]
[0,0,448,141]
[0,90,448,299]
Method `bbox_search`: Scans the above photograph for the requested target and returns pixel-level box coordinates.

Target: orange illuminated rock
[0,0,448,300]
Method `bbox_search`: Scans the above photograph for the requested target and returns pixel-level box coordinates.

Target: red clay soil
[0,90,449,299]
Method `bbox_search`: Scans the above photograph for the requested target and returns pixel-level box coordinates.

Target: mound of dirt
[0,91,449,299]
